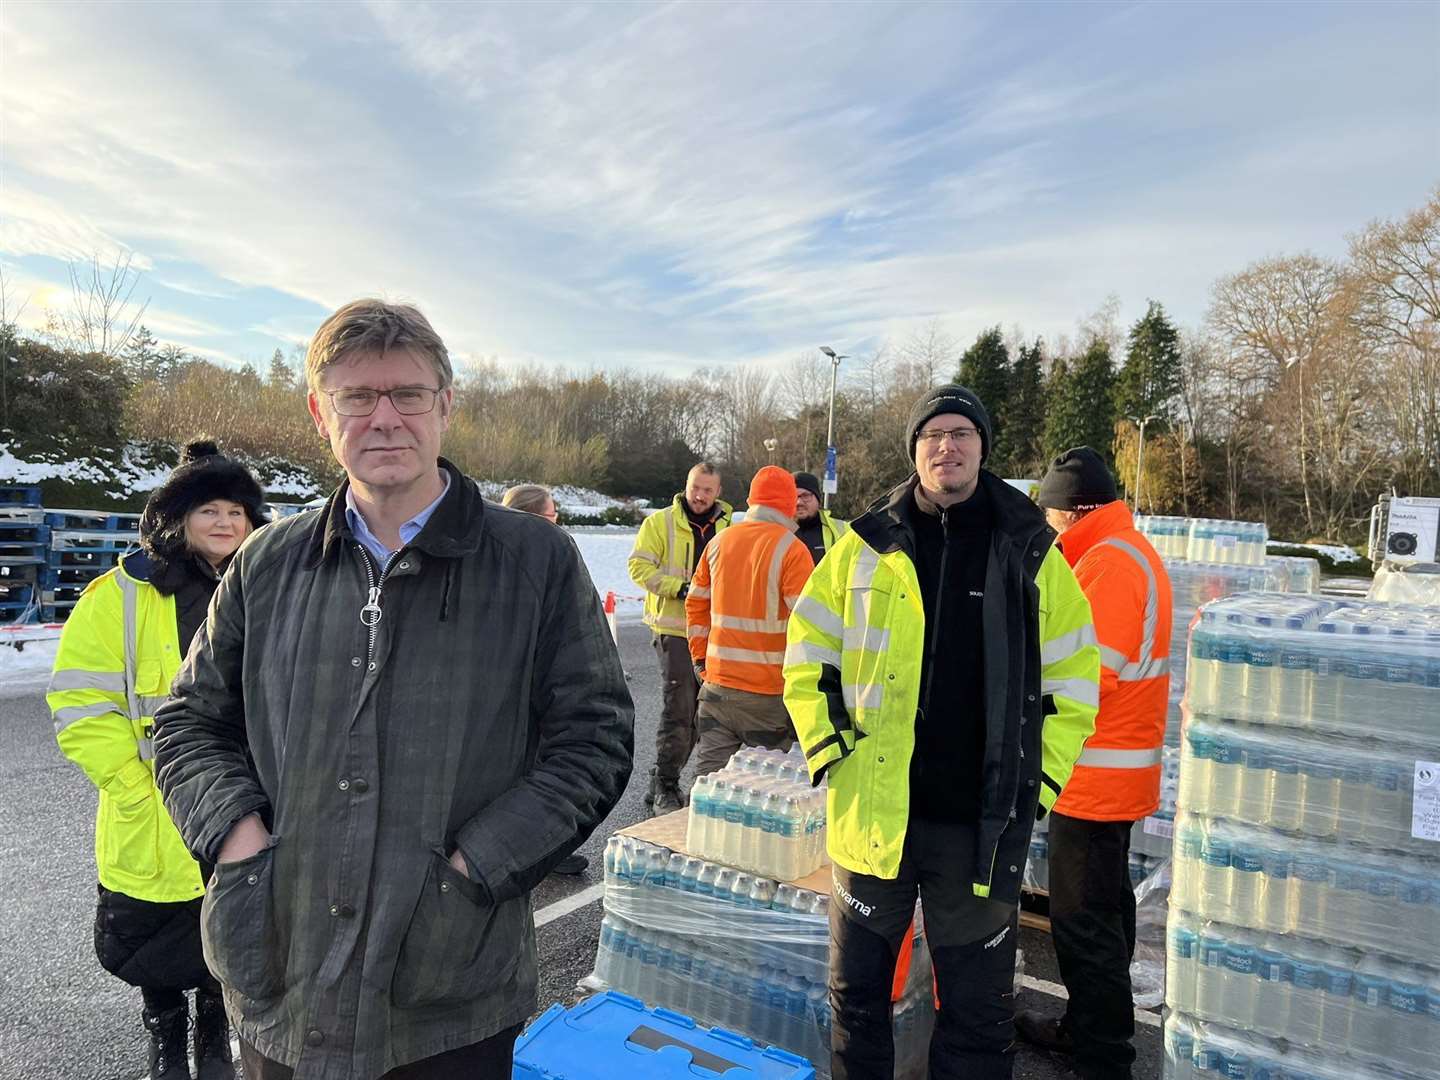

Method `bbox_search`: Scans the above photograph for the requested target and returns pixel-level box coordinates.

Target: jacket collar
[745,504,798,532]
[1055,499,1133,567]
[120,549,157,584]
[670,493,732,526]
[304,458,483,569]
[850,470,1054,558]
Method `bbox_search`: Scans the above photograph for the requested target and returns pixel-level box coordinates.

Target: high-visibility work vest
[1054,500,1173,822]
[627,495,733,637]
[47,555,204,902]
[685,505,813,695]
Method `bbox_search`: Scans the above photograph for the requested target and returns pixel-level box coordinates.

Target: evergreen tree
[1006,339,1046,476]
[1116,300,1182,423]
[957,327,1011,469]
[268,348,295,391]
[1043,339,1117,460]
[122,325,161,383]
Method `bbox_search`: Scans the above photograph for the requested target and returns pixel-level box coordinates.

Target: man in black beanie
[1018,446,1173,1080]
[791,471,847,565]
[784,384,1100,1080]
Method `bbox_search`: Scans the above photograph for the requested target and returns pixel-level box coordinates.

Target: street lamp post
[763,437,778,464]
[1129,414,1161,511]
[819,346,847,509]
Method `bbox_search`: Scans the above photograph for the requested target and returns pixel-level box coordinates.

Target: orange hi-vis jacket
[686,505,814,696]
[1054,499,1173,821]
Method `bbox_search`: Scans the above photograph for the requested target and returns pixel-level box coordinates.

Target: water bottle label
[1412,760,1440,841]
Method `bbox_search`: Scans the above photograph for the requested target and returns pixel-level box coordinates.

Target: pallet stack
[0,486,141,624]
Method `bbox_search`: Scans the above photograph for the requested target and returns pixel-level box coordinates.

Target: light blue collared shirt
[345,470,451,568]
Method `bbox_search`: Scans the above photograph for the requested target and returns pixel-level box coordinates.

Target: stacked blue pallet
[39,509,140,621]
[514,991,816,1080]
[0,486,48,623]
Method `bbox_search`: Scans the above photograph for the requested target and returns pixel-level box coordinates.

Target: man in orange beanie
[686,466,815,776]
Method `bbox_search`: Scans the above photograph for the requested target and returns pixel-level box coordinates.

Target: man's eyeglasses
[322,386,443,417]
[916,426,980,448]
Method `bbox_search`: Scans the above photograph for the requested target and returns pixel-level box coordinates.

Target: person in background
[49,438,267,1080]
[685,466,814,777]
[791,471,847,566]
[1017,447,1173,1080]
[784,385,1099,1080]
[500,483,559,524]
[153,299,633,1080]
[627,463,733,812]
[501,482,587,875]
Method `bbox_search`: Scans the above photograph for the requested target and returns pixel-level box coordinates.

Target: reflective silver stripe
[843,623,890,655]
[842,683,884,710]
[785,639,842,669]
[1042,675,1100,709]
[115,572,142,723]
[1075,745,1163,769]
[1117,655,1171,681]
[643,572,667,591]
[139,695,169,716]
[48,668,126,694]
[748,505,794,529]
[764,538,791,624]
[783,594,802,609]
[652,614,687,631]
[136,737,155,762]
[793,596,843,641]
[630,550,661,567]
[688,625,710,640]
[1040,624,1098,666]
[688,585,711,599]
[1097,536,1163,666]
[705,538,720,573]
[713,612,789,634]
[850,546,880,590]
[711,645,787,665]
[1098,645,1129,672]
[53,700,124,733]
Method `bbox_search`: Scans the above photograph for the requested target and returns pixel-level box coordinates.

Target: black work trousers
[1047,812,1137,1080]
[829,818,1019,1080]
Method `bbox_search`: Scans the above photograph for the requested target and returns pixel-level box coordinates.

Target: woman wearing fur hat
[47,439,267,1080]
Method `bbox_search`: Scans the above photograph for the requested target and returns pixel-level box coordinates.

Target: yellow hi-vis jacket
[628,494,733,637]
[783,473,1099,902]
[47,553,204,902]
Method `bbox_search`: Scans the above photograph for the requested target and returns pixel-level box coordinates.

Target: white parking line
[534,881,606,928]
[1020,974,1163,1030]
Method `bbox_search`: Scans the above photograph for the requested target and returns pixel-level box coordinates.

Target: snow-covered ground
[1267,539,1365,565]
[0,529,647,692]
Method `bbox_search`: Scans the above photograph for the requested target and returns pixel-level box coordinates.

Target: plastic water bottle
[1210,730,1242,819]
[665,851,685,891]
[1385,967,1428,1071]
[1316,950,1354,1050]
[740,785,765,869]
[1236,737,1269,824]
[1167,921,1199,1014]
[1274,619,1315,730]
[1298,754,1339,839]
[1229,842,1263,926]
[1195,931,1228,1020]
[730,871,753,911]
[778,794,803,880]
[1265,747,1302,834]
[1290,851,1328,937]
[1187,611,1220,717]
[1214,616,1249,719]
[1166,1014,1198,1080]
[1181,726,1214,813]
[1172,820,1204,912]
[721,781,746,865]
[1242,617,1278,724]
[1220,937,1260,1029]
[1286,953,1324,1048]
[696,860,718,898]
[1337,755,1368,839]
[1254,945,1290,1039]
[1258,846,1292,933]
[1351,957,1391,1060]
[1200,829,1234,923]
[1363,760,1406,849]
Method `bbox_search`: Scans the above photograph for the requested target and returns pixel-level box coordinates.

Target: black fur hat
[140,439,267,566]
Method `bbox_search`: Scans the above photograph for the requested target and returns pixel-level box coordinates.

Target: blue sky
[2,1,1436,375]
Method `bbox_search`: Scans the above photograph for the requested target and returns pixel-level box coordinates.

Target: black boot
[194,990,235,1080]
[143,1004,192,1080]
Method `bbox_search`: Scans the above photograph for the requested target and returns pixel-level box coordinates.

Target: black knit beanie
[140,439,268,567]
[1037,446,1118,510]
[905,385,993,463]
[792,472,822,499]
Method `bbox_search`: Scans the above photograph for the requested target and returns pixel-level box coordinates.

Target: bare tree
[0,266,32,431]
[779,350,831,473]
[897,318,957,388]
[45,250,151,360]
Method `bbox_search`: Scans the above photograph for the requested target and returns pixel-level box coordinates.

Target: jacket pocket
[201,841,284,1001]
[391,852,524,1010]
[101,782,161,883]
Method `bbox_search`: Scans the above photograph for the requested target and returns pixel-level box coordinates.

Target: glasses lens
[390,388,435,414]
[334,390,379,415]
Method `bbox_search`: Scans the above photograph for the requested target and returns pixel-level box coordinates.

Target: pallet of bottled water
[1164,595,1440,1075]
[687,746,827,882]
[1136,515,1269,566]
[1163,1011,1434,1080]
[590,835,934,1078]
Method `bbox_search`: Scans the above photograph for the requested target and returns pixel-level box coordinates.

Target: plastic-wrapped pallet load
[1163,595,1440,1080]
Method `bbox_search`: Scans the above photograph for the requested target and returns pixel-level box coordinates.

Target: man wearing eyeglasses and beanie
[153,299,634,1079]
[784,385,1099,1080]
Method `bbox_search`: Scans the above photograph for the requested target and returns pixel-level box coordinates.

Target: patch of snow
[1268,540,1364,565]
[571,529,645,620]
[0,636,59,696]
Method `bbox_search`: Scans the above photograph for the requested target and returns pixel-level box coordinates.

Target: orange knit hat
[748,465,798,518]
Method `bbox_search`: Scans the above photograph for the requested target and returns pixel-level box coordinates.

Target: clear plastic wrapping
[588,835,932,1077]
[1162,1011,1436,1080]
[1164,912,1440,1074]
[687,748,828,881]
[1136,515,1270,566]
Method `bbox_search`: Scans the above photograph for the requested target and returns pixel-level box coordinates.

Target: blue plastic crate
[0,485,42,507]
[514,991,816,1080]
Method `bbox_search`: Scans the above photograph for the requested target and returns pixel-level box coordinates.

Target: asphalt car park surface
[0,620,1160,1079]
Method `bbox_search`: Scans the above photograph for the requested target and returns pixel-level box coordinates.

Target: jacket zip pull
[360,585,383,627]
